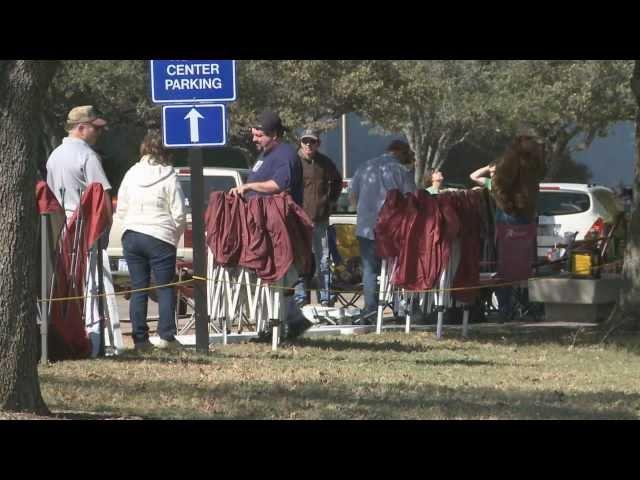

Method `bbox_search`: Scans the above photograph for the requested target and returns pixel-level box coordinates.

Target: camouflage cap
[67,105,107,127]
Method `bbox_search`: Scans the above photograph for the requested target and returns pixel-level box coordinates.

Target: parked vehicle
[107,167,247,275]
[537,183,626,261]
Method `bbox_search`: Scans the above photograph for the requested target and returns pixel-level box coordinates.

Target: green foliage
[227,60,388,152]
[489,60,635,176]
[353,60,635,183]
[43,60,635,186]
[52,60,155,128]
[348,60,498,184]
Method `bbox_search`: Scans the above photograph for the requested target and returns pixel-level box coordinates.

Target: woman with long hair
[491,135,546,320]
[115,129,187,351]
[492,135,546,224]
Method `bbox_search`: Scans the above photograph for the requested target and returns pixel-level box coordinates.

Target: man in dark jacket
[294,128,343,307]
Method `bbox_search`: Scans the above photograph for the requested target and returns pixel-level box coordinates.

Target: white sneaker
[156,338,183,351]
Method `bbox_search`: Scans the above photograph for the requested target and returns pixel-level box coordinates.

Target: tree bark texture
[0,60,58,413]
[619,60,640,329]
[544,129,575,181]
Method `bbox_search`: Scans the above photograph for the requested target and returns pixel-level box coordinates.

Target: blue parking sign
[151,60,236,103]
[162,104,226,148]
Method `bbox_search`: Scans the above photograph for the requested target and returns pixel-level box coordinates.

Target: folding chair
[333,281,363,309]
[495,222,538,321]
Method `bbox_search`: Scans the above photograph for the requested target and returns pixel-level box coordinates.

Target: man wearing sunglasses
[293,128,342,308]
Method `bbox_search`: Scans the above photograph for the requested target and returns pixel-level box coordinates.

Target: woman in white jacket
[116,129,186,351]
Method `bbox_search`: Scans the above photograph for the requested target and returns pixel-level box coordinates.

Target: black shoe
[353,311,376,326]
[251,330,273,344]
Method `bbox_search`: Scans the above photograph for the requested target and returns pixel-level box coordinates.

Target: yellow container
[335,224,360,260]
[570,251,598,277]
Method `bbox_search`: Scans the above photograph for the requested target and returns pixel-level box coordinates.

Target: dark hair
[423,167,435,187]
[140,129,172,165]
[492,135,546,220]
[386,140,414,165]
[386,139,411,154]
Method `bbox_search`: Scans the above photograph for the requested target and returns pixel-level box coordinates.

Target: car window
[178,176,237,209]
[592,189,621,217]
[537,191,590,216]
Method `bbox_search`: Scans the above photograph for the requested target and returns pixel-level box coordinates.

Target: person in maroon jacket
[293,128,343,307]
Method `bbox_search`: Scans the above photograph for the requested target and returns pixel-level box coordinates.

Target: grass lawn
[36,326,640,420]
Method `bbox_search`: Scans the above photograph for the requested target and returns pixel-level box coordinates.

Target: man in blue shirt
[230,111,307,343]
[350,140,417,323]
[231,111,302,205]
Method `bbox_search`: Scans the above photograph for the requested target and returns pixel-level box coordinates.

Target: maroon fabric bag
[375,189,409,259]
[495,222,537,282]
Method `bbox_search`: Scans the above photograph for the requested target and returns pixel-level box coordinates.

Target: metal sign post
[189,148,209,353]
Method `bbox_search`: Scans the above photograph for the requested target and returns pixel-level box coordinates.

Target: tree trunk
[618,60,640,330]
[0,60,59,413]
[403,125,430,188]
[544,130,574,181]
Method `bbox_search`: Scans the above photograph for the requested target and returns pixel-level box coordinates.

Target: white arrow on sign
[184,108,205,143]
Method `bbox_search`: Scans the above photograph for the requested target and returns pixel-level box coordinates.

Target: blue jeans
[122,230,177,344]
[357,236,381,315]
[295,221,331,305]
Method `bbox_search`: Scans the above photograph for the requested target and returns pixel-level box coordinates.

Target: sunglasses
[301,138,318,145]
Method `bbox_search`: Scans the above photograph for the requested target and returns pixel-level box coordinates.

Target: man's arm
[349,172,360,209]
[171,177,187,237]
[328,163,343,204]
[230,180,282,197]
[85,153,112,192]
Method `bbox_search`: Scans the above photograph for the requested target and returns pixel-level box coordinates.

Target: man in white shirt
[46,105,123,357]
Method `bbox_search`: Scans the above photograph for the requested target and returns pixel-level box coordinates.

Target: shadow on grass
[106,350,220,366]
[96,347,502,370]
[464,326,640,357]
[41,373,640,420]
[290,336,470,353]
[50,411,146,420]
[461,325,601,347]
[412,358,501,367]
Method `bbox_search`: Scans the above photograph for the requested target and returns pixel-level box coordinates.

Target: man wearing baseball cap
[231,110,307,342]
[293,128,342,308]
[230,110,303,205]
[47,105,111,215]
[46,105,121,358]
